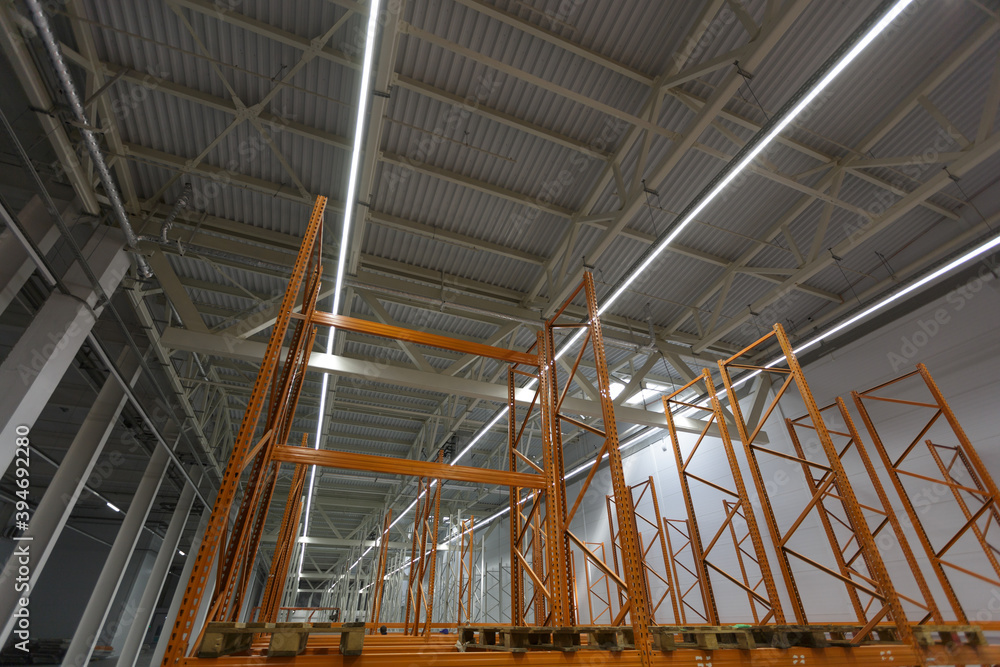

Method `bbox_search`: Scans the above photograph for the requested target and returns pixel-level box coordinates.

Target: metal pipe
[24,0,152,278]
[139,183,193,245]
[159,182,192,243]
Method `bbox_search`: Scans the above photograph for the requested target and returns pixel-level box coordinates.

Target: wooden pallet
[458,623,989,654]
[459,626,633,652]
[649,624,908,651]
[650,625,755,651]
[912,625,986,648]
[752,624,905,648]
[198,621,365,657]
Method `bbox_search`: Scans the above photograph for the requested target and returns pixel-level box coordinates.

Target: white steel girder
[157,326,725,437]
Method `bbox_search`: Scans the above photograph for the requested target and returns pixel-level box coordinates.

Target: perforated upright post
[582,272,653,665]
[457,517,474,625]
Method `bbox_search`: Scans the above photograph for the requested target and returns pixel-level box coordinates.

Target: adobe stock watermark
[383,72,502,199]
[188,101,298,210]
[886,253,998,371]
[508,116,628,232]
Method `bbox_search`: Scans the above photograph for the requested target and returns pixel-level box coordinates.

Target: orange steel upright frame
[506,356,539,627]
[605,477,679,624]
[661,517,702,624]
[403,455,443,638]
[852,363,1000,624]
[257,443,310,623]
[456,517,475,625]
[582,541,614,624]
[543,272,655,664]
[661,368,783,626]
[161,196,328,666]
[505,272,655,663]
[369,510,392,633]
[786,398,941,624]
[158,195,1000,667]
[717,323,912,645]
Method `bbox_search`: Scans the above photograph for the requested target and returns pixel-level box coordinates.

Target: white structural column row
[116,467,201,667]
[0,225,130,477]
[0,351,142,646]
[63,443,172,667]
[150,508,212,666]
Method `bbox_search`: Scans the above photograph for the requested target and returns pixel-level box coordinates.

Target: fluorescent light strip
[438,427,655,554]
[667,231,1000,419]
[347,487,429,572]
[365,427,657,592]
[298,0,384,580]
[601,0,916,317]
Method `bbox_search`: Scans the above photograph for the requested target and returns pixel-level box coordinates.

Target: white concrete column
[0,195,76,315]
[0,351,141,646]
[63,444,171,667]
[115,468,199,667]
[0,225,129,477]
[149,507,209,667]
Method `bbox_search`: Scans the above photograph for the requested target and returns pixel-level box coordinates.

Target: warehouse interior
[1,0,1000,665]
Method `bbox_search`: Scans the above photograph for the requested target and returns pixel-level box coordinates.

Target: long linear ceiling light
[340,0,918,582]
[745,229,1000,385]
[299,0,385,581]
[598,0,916,317]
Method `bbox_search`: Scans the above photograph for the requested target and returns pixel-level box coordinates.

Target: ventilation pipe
[157,182,193,243]
[24,0,152,278]
[138,183,193,246]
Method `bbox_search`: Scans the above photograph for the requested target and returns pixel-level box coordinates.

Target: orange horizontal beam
[308,312,538,366]
[271,446,546,489]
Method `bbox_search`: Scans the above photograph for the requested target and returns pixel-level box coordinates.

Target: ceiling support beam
[694,130,1000,351]
[0,4,99,213]
[158,326,721,435]
[119,142,317,205]
[367,211,547,265]
[92,62,351,151]
[450,0,653,85]
[392,75,612,159]
[676,18,1000,344]
[379,152,575,217]
[398,22,682,143]
[168,0,360,70]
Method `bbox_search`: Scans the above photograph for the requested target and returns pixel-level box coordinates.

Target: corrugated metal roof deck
[31,0,996,552]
